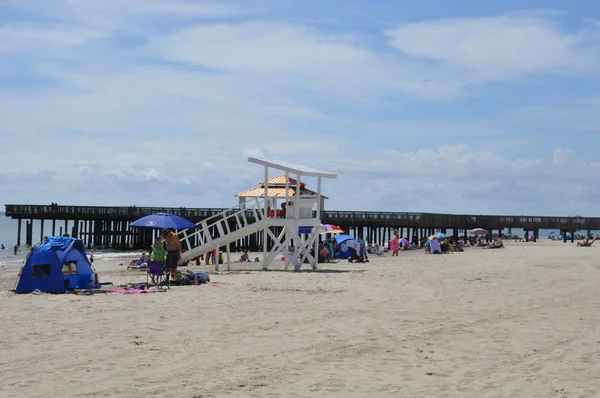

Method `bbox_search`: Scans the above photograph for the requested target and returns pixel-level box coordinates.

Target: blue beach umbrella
[435,232,448,239]
[333,234,355,245]
[130,212,198,230]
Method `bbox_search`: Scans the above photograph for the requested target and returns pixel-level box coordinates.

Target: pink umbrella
[470,228,488,235]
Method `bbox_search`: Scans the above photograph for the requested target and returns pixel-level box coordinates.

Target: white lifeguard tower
[178,157,337,271]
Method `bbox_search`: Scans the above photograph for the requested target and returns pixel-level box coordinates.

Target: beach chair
[375,246,385,256]
[147,261,169,288]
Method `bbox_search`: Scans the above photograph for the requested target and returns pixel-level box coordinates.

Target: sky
[1,0,600,216]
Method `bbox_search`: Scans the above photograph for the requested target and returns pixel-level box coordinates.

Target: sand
[1,241,600,397]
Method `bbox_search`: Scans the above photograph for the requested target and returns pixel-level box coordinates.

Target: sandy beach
[1,241,600,397]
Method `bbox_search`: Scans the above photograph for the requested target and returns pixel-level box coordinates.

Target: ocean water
[0,215,25,267]
[0,214,139,267]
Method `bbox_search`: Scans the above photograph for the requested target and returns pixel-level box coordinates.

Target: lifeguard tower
[178,157,337,271]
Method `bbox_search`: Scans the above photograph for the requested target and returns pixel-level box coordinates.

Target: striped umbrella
[470,228,488,235]
[320,224,344,234]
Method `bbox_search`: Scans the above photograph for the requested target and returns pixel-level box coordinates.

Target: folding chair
[147,261,169,288]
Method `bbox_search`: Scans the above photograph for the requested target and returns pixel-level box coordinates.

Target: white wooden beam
[226,243,231,271]
[263,165,269,267]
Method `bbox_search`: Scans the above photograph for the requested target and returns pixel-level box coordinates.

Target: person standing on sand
[162,229,181,276]
[390,230,400,256]
[151,236,166,267]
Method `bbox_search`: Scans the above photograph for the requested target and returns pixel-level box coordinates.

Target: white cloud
[0,26,107,53]
[386,15,600,79]
[3,0,248,31]
[152,22,362,72]
[102,168,167,182]
[145,21,473,101]
[319,145,600,214]
[264,142,339,155]
[3,142,597,216]
[552,148,577,166]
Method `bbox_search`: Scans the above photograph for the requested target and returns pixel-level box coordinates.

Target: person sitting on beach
[487,238,505,249]
[239,250,249,262]
[452,241,465,252]
[440,238,452,253]
[128,252,149,269]
[346,240,364,263]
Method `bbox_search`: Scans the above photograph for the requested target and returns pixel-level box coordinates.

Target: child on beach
[151,236,166,266]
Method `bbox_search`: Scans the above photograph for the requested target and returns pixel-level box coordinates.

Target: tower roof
[248,157,337,179]
[235,174,328,199]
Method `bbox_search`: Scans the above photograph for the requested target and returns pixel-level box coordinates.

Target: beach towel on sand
[109,289,156,294]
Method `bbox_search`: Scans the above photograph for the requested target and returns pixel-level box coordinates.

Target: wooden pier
[5,204,598,250]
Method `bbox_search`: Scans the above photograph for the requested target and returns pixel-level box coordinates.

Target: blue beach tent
[333,234,357,259]
[15,237,100,293]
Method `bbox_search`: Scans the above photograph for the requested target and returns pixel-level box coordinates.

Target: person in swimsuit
[162,229,181,277]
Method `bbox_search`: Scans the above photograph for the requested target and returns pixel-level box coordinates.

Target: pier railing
[4,204,231,220]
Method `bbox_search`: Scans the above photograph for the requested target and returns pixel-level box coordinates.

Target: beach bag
[173,271,191,286]
[195,272,210,284]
